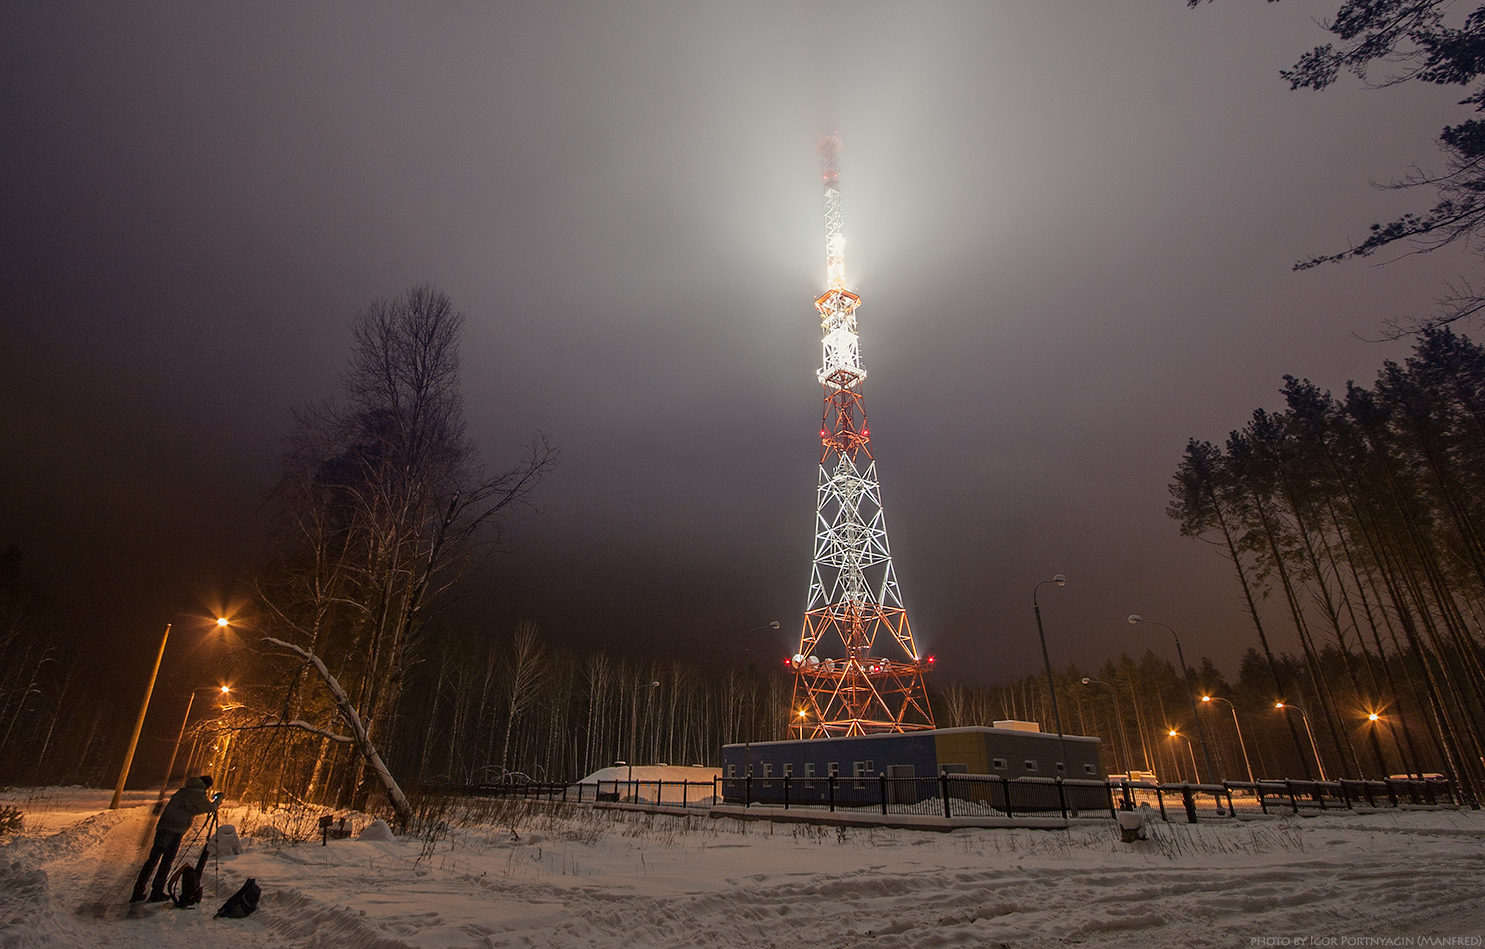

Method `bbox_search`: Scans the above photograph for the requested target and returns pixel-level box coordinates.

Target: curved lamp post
[1167,728,1200,783]
[111,616,230,810]
[1201,695,1254,783]
[157,684,231,804]
[1129,615,1216,785]
[628,680,662,788]
[1276,701,1327,782]
[1034,576,1072,776]
[1082,677,1134,776]
[743,621,781,779]
[1367,712,1417,780]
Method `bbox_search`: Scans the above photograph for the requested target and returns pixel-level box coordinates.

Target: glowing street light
[1202,695,1254,784]
[111,616,229,810]
[157,683,233,805]
[1275,702,1327,782]
[1168,728,1200,783]
[1129,615,1216,784]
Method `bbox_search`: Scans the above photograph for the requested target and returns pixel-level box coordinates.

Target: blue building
[720,724,1104,808]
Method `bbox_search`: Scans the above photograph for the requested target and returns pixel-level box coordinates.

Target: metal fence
[451,773,1456,824]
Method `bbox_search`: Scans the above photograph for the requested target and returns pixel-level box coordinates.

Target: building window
[1024,760,1038,772]
[992,757,1008,770]
[727,764,736,778]
[1056,762,1066,774]
[762,763,773,778]
[783,763,793,777]
[1084,763,1096,775]
[828,762,840,777]
[805,763,816,778]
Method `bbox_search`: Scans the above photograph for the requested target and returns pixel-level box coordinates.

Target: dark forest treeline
[1168,328,1485,801]
[0,546,132,788]
[8,308,1485,816]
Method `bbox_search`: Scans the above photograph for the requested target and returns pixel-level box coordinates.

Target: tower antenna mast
[790,134,934,738]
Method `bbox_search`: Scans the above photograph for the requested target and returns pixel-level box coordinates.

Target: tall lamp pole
[1276,702,1327,782]
[1168,729,1200,782]
[157,685,232,804]
[743,621,781,780]
[1033,575,1072,775]
[1202,695,1254,783]
[1082,677,1133,775]
[111,623,173,809]
[112,616,228,809]
[628,680,661,788]
[1129,615,1217,785]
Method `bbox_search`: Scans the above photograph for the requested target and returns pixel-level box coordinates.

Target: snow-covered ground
[3,779,1483,948]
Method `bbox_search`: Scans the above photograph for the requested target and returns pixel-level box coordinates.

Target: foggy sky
[3,2,1478,713]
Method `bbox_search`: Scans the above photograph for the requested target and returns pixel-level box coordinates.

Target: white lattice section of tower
[824,186,846,291]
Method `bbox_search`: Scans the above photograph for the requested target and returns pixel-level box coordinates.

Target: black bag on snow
[170,841,209,908]
[170,865,202,908]
[214,878,261,919]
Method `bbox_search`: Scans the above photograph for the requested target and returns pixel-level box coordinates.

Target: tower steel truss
[790,135,934,739]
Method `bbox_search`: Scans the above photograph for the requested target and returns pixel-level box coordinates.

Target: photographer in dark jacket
[131,774,222,902]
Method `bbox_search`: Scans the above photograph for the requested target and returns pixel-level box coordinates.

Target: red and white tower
[789,135,934,739]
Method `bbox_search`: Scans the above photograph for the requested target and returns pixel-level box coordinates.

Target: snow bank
[0,787,1481,948]
[358,819,395,841]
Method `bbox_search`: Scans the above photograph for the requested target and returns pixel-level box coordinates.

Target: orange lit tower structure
[789,135,934,739]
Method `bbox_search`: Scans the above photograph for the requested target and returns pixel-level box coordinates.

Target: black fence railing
[451,773,1456,824]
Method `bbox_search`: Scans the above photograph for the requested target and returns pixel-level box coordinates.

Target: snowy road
[3,788,1483,948]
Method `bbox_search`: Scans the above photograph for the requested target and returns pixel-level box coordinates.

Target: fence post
[828,774,836,812]
[784,775,791,810]
[1104,781,1116,820]
[1055,777,1068,820]
[1155,785,1168,822]
[1181,785,1197,824]
[1339,780,1351,810]
[1120,780,1133,811]
[1001,776,1014,818]
[940,771,952,819]
[1285,780,1299,814]
[879,773,888,815]
[745,775,752,808]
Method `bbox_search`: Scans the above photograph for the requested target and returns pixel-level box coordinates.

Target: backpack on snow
[169,842,209,908]
[214,878,260,919]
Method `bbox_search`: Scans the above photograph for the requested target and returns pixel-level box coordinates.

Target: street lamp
[1129,615,1217,784]
[1201,695,1254,783]
[1275,702,1327,782]
[1366,712,1414,779]
[628,680,661,788]
[1033,575,1072,776]
[110,616,230,810]
[1168,729,1200,783]
[1082,677,1134,776]
[156,685,231,805]
[743,621,781,779]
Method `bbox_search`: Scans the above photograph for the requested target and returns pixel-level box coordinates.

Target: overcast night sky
[3,2,1479,705]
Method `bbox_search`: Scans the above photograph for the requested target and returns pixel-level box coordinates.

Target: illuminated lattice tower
[789,135,934,739]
